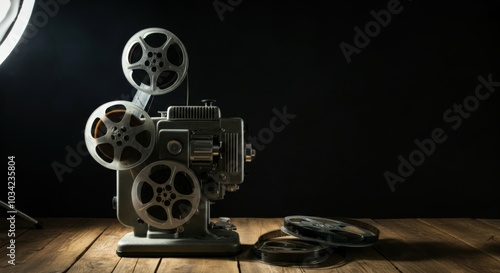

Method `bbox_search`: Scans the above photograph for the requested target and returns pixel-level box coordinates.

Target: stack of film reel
[84,28,200,230]
[253,216,380,267]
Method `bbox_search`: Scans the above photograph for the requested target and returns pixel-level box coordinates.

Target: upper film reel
[131,160,201,230]
[84,100,155,170]
[121,28,189,95]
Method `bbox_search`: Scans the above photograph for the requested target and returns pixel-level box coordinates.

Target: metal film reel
[121,28,189,95]
[253,230,332,266]
[131,160,201,230]
[84,101,155,170]
[282,216,379,247]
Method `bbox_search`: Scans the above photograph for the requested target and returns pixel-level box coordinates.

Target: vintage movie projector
[84,28,255,257]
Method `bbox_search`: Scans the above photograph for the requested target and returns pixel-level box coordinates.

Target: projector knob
[167,139,183,155]
[201,99,216,106]
[245,143,256,162]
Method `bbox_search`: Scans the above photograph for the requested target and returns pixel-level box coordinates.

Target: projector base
[116,230,240,257]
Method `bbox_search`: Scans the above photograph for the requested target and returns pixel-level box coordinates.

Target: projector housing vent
[165,106,221,120]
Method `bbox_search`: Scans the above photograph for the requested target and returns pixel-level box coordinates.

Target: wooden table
[1,218,499,272]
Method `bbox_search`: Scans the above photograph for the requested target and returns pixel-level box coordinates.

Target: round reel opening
[121,28,189,95]
[131,160,201,230]
[84,100,155,170]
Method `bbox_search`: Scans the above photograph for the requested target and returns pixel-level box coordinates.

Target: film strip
[253,216,379,267]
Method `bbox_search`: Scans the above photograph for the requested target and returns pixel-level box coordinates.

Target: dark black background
[1,0,499,218]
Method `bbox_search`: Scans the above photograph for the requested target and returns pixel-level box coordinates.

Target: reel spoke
[94,135,109,146]
[100,115,115,128]
[137,200,155,212]
[175,193,196,201]
[136,173,164,191]
[112,144,125,161]
[161,36,174,51]
[149,73,157,91]
[166,63,183,74]
[165,165,178,186]
[127,62,143,70]
[137,36,149,52]
[166,208,176,226]
[120,110,133,126]
[128,141,148,155]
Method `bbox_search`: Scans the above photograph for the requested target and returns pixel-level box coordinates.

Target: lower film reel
[282,216,380,247]
[131,160,201,230]
[121,28,189,95]
[84,100,155,170]
[254,230,334,266]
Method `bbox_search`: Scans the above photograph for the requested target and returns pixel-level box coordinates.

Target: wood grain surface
[0,218,499,272]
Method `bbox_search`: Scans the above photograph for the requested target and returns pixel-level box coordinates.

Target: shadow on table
[237,238,499,267]
[237,244,348,268]
[351,238,500,261]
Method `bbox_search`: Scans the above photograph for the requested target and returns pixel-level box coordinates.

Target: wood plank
[157,257,238,273]
[419,218,500,262]
[113,258,160,273]
[0,229,30,248]
[477,219,500,229]
[234,218,299,273]
[2,217,498,272]
[300,218,399,273]
[234,218,400,273]
[373,219,500,273]
[0,216,37,248]
[0,218,82,269]
[66,220,130,273]
[370,218,461,273]
[0,218,113,273]
[234,218,283,246]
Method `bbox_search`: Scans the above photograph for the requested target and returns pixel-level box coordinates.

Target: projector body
[115,104,249,257]
[84,28,254,257]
